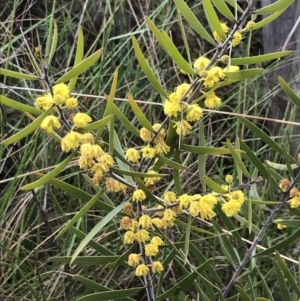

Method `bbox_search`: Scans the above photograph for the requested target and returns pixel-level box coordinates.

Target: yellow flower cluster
[139,123,171,159]
[221,190,245,217]
[35,83,78,110]
[213,23,229,43]
[288,187,300,209]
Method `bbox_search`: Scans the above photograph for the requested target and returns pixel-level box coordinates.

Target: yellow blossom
[151,236,164,247]
[213,23,229,43]
[174,120,192,137]
[222,200,241,217]
[129,219,139,232]
[225,174,233,184]
[128,253,141,267]
[152,261,164,273]
[120,216,132,230]
[135,264,149,276]
[277,223,286,230]
[73,112,92,127]
[40,115,61,133]
[93,145,105,159]
[65,97,78,109]
[279,178,290,192]
[154,140,170,155]
[133,189,146,202]
[152,218,164,229]
[79,155,95,169]
[168,91,181,103]
[53,94,65,106]
[204,91,222,109]
[194,56,211,73]
[61,131,83,152]
[163,191,177,204]
[186,104,203,122]
[155,204,165,217]
[105,178,124,193]
[124,231,135,244]
[230,190,245,205]
[81,133,94,145]
[152,123,165,138]
[179,194,193,209]
[163,100,182,118]
[232,32,242,47]
[53,83,70,100]
[140,127,153,142]
[175,83,192,98]
[125,148,140,163]
[189,201,201,217]
[246,20,256,30]
[290,196,300,208]
[139,215,153,229]
[141,145,156,159]
[135,229,150,242]
[145,243,159,256]
[209,66,226,82]
[220,55,229,64]
[203,73,216,88]
[80,143,94,157]
[162,209,176,227]
[35,93,53,110]
[144,170,161,186]
[99,154,114,167]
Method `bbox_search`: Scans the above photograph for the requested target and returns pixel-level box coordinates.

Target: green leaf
[132,36,168,98]
[156,259,213,300]
[56,189,104,239]
[49,256,119,265]
[211,0,235,21]
[276,251,300,297]
[224,0,243,12]
[273,219,300,227]
[0,68,39,80]
[0,95,43,114]
[224,68,264,80]
[256,228,300,257]
[256,267,275,301]
[76,288,143,301]
[110,167,168,178]
[233,214,260,234]
[181,144,232,155]
[79,115,113,131]
[68,28,84,91]
[1,108,51,145]
[74,275,135,301]
[204,176,228,193]
[175,220,215,236]
[271,259,292,301]
[46,21,58,66]
[238,117,294,161]
[112,103,140,137]
[226,138,250,178]
[55,49,102,83]
[246,10,286,31]
[203,0,226,40]
[127,93,153,132]
[103,68,118,119]
[70,201,128,265]
[239,139,268,179]
[253,0,294,14]
[173,0,216,45]
[231,51,293,65]
[156,154,188,170]
[278,76,300,108]
[20,152,76,190]
[158,31,196,74]
[265,160,298,170]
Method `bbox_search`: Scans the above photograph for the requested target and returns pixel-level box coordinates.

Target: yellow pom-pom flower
[151,236,164,247]
[222,200,241,217]
[204,91,222,109]
[179,194,193,209]
[225,174,233,184]
[120,216,132,230]
[40,115,61,133]
[141,145,156,159]
[135,264,149,276]
[65,97,78,109]
[144,170,161,186]
[53,83,70,100]
[163,100,182,118]
[152,261,164,273]
[140,127,153,142]
[128,253,141,267]
[133,189,146,202]
[232,32,242,47]
[35,93,53,110]
[125,148,140,163]
[175,83,192,99]
[246,20,256,30]
[163,191,177,204]
[168,91,181,103]
[152,218,164,229]
[145,243,159,257]
[194,56,211,73]
[174,120,192,137]
[139,215,153,229]
[135,229,150,242]
[154,140,170,155]
[73,113,92,128]
[186,104,203,122]
[124,231,135,244]
[61,131,83,152]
